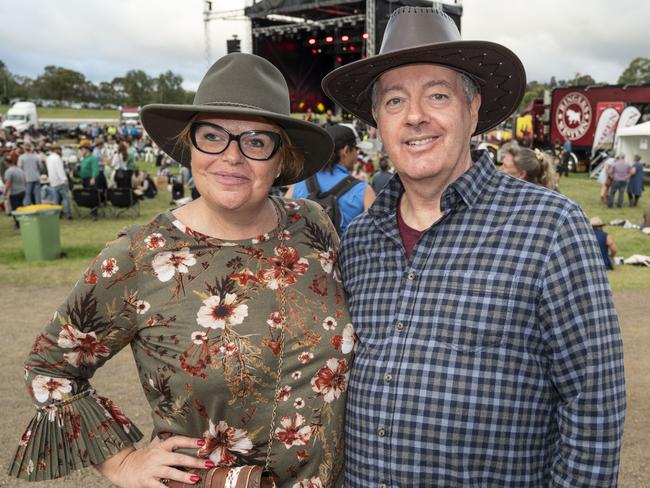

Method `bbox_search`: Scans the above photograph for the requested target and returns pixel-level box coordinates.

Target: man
[17,143,42,205]
[607,154,631,208]
[79,141,100,188]
[371,156,393,194]
[322,6,625,487]
[46,143,72,219]
[560,137,573,177]
[590,216,618,270]
[287,124,375,234]
[3,154,26,228]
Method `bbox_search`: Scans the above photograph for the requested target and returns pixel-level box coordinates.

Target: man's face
[373,64,480,185]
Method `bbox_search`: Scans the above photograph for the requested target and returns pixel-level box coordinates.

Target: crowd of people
[0,124,170,225]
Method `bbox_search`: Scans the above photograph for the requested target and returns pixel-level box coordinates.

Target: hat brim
[140,104,334,186]
[322,40,526,135]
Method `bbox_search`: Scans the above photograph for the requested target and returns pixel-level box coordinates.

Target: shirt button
[384,373,393,382]
[377,427,386,437]
[379,484,388,488]
[407,271,416,281]
[396,322,405,331]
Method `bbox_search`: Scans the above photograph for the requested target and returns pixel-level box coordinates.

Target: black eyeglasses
[189,122,282,161]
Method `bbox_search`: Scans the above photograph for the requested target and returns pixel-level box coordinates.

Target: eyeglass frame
[189,121,283,161]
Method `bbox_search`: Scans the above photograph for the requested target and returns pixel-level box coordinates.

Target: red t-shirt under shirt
[396,199,423,259]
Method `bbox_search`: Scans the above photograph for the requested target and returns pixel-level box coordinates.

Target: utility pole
[203,1,250,70]
[365,0,376,56]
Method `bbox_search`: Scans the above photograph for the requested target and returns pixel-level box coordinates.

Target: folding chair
[72,188,105,219]
[107,187,140,217]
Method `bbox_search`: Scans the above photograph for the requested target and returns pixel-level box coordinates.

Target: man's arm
[538,205,625,487]
[606,235,618,257]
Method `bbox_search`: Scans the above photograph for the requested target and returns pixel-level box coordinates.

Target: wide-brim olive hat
[141,53,333,186]
[322,6,526,135]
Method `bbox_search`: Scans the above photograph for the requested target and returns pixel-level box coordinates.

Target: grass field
[1,170,648,289]
[0,104,119,120]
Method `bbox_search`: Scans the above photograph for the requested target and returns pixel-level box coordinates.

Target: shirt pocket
[432,271,516,352]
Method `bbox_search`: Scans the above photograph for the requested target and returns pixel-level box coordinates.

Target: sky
[0,0,647,91]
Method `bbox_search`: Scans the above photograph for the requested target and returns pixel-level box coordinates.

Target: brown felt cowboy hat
[141,53,333,186]
[321,6,526,135]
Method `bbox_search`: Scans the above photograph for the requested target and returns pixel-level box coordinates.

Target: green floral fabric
[10,197,355,487]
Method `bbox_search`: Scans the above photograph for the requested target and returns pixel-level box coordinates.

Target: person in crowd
[111,141,132,188]
[17,143,42,205]
[322,109,336,127]
[370,156,393,194]
[627,154,645,207]
[351,161,369,182]
[608,154,631,208]
[3,153,26,227]
[287,124,376,234]
[500,142,558,190]
[590,216,618,270]
[322,6,625,486]
[46,143,72,219]
[79,141,100,189]
[559,137,572,177]
[39,174,54,203]
[10,53,351,488]
[644,198,650,229]
[598,154,615,205]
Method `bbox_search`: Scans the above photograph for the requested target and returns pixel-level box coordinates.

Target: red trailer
[517,84,650,161]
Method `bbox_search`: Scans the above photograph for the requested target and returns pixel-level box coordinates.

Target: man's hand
[95,435,213,488]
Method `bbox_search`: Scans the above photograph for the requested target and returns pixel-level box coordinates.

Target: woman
[627,154,645,207]
[112,141,132,189]
[500,142,558,190]
[10,53,352,488]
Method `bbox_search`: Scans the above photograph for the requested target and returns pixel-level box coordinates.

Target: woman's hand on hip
[95,435,213,487]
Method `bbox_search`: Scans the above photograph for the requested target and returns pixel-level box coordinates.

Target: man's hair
[370,70,479,112]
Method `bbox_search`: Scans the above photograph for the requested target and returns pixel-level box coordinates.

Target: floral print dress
[10,197,355,487]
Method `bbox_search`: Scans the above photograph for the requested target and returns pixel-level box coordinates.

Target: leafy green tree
[568,73,597,86]
[519,80,546,111]
[121,69,153,106]
[618,57,650,84]
[154,70,185,103]
[33,65,88,101]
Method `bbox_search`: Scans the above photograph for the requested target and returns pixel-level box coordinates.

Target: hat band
[200,101,268,112]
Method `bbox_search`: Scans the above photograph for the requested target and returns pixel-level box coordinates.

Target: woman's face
[190,114,282,213]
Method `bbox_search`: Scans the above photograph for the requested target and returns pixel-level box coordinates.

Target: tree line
[519,57,650,110]
[1,57,648,110]
[0,60,195,107]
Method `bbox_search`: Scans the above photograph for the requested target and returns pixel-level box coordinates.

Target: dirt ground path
[0,286,647,487]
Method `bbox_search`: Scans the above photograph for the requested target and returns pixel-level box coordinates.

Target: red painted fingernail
[205,461,215,468]
[190,474,201,483]
[196,439,205,446]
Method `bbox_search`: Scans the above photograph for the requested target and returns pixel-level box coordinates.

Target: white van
[1,101,39,132]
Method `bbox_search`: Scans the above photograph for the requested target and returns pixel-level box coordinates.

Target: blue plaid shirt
[340,153,625,487]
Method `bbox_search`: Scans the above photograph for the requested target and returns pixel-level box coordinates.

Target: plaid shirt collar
[368,151,495,226]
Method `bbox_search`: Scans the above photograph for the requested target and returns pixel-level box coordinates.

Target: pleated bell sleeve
[9,234,144,481]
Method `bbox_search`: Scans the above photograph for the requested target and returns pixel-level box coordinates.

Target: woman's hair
[118,141,129,161]
[175,114,304,183]
[504,143,557,190]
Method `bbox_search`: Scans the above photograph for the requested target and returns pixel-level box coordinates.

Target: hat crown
[194,53,291,116]
[379,6,461,55]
